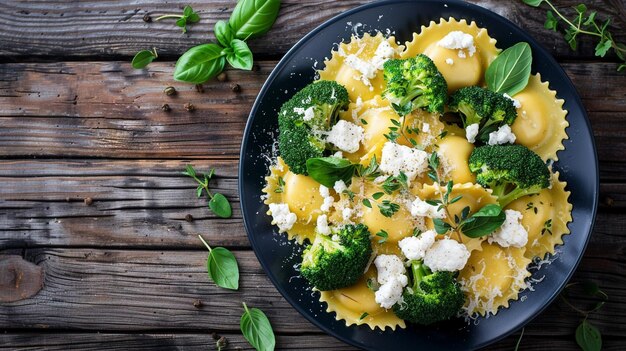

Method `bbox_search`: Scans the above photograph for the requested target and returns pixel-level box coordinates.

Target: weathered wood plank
[0,0,624,60]
[0,333,358,351]
[0,333,625,351]
[0,248,623,337]
[0,61,625,162]
[0,159,625,248]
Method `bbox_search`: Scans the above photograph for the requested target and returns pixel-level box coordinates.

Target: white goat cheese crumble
[398,230,437,261]
[410,198,446,219]
[488,210,528,248]
[316,214,331,235]
[437,31,476,58]
[487,124,517,145]
[422,123,431,132]
[374,254,406,285]
[326,120,364,153]
[345,41,396,89]
[268,203,297,233]
[424,239,470,272]
[380,142,429,181]
[319,185,334,212]
[503,93,522,109]
[375,274,408,309]
[333,180,347,193]
[465,123,480,143]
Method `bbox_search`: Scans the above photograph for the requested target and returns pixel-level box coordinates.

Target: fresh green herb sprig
[183,165,232,218]
[381,172,409,195]
[132,0,280,82]
[485,42,532,96]
[198,235,239,290]
[131,48,158,69]
[306,155,381,188]
[428,154,505,239]
[240,302,276,351]
[174,0,280,82]
[561,281,608,351]
[154,5,200,33]
[375,230,389,244]
[524,0,626,71]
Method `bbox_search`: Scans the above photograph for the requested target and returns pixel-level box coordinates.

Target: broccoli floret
[382,55,448,115]
[468,144,551,207]
[392,261,464,325]
[448,86,518,142]
[278,80,349,174]
[300,224,372,291]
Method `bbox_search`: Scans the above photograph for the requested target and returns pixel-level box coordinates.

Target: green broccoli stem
[458,103,482,127]
[411,261,431,292]
[491,184,534,208]
[400,88,424,109]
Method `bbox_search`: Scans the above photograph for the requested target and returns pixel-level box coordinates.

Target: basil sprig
[174,0,279,82]
[306,157,355,188]
[229,0,282,40]
[134,1,280,81]
[154,5,200,34]
[175,44,227,83]
[485,42,533,96]
[182,165,232,218]
[434,204,506,238]
[240,302,276,351]
[458,204,507,238]
[199,235,239,290]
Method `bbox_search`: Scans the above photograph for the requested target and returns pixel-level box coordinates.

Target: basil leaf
[241,303,276,351]
[576,320,602,351]
[433,218,452,234]
[206,246,239,290]
[209,193,232,218]
[183,5,194,17]
[459,204,506,238]
[226,39,254,70]
[131,49,157,69]
[229,0,281,40]
[485,42,533,96]
[174,44,226,83]
[471,204,503,217]
[306,157,355,188]
[215,20,234,47]
[522,0,544,6]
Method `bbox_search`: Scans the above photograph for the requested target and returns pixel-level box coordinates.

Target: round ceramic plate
[239,1,598,349]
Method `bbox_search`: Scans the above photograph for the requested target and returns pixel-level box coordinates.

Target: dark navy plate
[239,1,598,349]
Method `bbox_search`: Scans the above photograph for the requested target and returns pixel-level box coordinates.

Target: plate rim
[238,0,599,349]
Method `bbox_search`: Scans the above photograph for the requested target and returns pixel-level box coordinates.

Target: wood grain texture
[1,333,625,351]
[1,0,625,349]
[0,61,625,162]
[0,0,624,61]
[0,248,623,338]
[0,158,625,248]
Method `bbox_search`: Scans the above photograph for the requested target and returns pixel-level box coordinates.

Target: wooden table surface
[1,0,625,350]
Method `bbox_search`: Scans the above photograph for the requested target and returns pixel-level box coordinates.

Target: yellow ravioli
[319,267,406,330]
[402,18,499,92]
[511,74,569,161]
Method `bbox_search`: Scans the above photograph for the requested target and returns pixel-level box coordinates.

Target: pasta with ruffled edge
[261,17,573,329]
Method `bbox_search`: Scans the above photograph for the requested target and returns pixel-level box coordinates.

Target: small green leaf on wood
[131,48,158,69]
[209,193,232,218]
[576,319,602,351]
[240,302,276,351]
[199,235,239,290]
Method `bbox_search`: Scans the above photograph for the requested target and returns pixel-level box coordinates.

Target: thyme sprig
[524,0,626,71]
